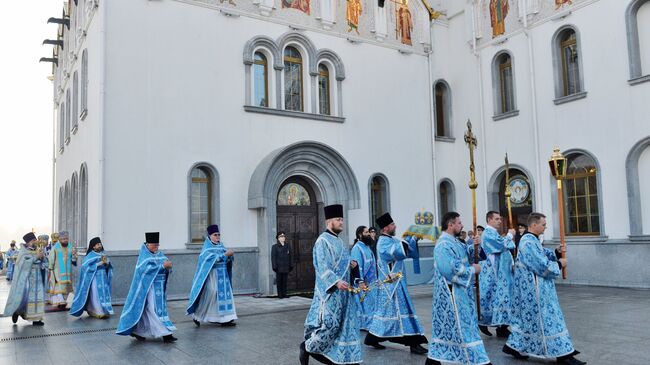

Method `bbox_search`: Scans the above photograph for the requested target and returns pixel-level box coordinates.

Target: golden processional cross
[464,120,481,319]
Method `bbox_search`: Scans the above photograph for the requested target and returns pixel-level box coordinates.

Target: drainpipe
[98,2,107,237]
[52,102,57,232]
[471,3,490,210]
[427,21,439,216]
[523,0,544,212]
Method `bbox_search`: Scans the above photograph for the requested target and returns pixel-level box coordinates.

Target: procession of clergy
[3,204,586,365]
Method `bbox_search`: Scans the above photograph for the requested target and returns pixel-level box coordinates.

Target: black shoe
[193,319,200,327]
[162,334,178,343]
[502,345,529,359]
[425,358,442,365]
[557,355,586,365]
[130,333,146,341]
[496,325,511,338]
[363,336,386,350]
[479,325,492,336]
[32,320,44,326]
[11,313,18,324]
[410,344,428,355]
[220,320,236,327]
[299,342,310,365]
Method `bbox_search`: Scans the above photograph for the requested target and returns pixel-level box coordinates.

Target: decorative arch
[625,0,650,83]
[626,136,650,236]
[248,141,360,294]
[277,32,318,74]
[243,35,283,69]
[487,163,536,212]
[187,162,221,246]
[315,49,346,81]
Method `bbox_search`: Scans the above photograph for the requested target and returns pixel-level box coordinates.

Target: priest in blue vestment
[477,211,516,338]
[5,240,18,281]
[503,213,586,365]
[300,204,364,365]
[426,212,491,365]
[116,232,177,343]
[186,224,237,327]
[350,225,377,331]
[70,237,114,318]
[364,212,428,355]
[4,233,46,326]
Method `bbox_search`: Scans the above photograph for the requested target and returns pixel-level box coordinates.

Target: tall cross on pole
[464,120,481,320]
[505,153,516,258]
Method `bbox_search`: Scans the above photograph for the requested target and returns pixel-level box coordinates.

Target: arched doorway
[276,177,319,292]
[489,167,534,232]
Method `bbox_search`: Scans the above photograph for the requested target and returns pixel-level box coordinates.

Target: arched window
[79,164,88,247]
[253,52,269,107]
[552,27,585,100]
[59,103,65,151]
[492,52,516,116]
[625,0,650,83]
[58,187,64,230]
[189,164,219,243]
[65,91,71,142]
[81,49,88,118]
[72,71,79,131]
[369,174,390,227]
[64,181,71,232]
[318,63,330,115]
[438,180,455,218]
[563,152,600,236]
[434,81,451,138]
[284,46,303,111]
[71,173,78,247]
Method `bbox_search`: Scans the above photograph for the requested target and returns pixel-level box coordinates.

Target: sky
[0,1,62,250]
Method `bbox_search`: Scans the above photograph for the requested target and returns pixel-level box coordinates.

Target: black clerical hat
[89,237,102,246]
[324,204,344,220]
[145,232,160,244]
[207,225,220,235]
[23,232,37,243]
[375,212,394,229]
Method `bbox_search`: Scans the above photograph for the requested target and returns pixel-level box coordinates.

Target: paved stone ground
[0,278,648,365]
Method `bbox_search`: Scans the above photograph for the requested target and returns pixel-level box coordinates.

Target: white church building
[46,0,650,300]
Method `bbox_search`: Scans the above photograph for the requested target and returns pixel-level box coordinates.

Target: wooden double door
[276,177,319,292]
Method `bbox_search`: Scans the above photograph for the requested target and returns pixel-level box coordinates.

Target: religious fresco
[555,0,572,9]
[346,0,363,34]
[282,0,311,15]
[489,0,509,38]
[277,183,311,206]
[395,0,414,46]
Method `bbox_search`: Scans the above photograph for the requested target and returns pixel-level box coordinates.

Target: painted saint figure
[396,0,414,45]
[116,232,177,343]
[69,237,114,318]
[556,0,572,9]
[3,233,46,326]
[347,0,363,34]
[489,0,509,38]
[186,224,238,327]
[47,231,77,307]
[282,0,311,15]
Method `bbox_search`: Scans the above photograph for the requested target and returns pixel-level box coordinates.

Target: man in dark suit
[271,231,293,298]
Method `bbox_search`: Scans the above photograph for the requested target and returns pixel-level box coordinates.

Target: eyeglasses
[278,235,286,238]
